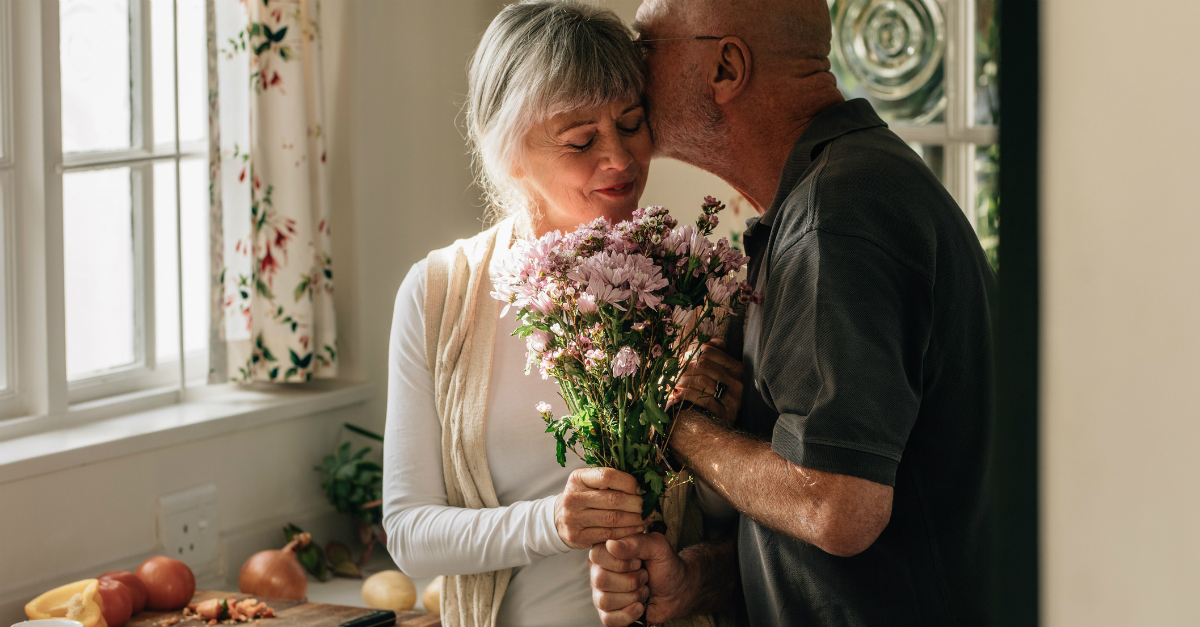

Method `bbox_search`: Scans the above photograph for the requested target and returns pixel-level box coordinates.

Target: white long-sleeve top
[383,255,599,627]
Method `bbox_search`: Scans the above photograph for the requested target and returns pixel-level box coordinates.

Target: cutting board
[125,591,440,627]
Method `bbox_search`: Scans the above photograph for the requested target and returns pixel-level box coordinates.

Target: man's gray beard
[648,88,732,173]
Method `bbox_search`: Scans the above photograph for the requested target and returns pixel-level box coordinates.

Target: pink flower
[577,293,599,314]
[671,306,695,329]
[586,282,631,311]
[528,329,554,354]
[706,275,738,306]
[529,292,557,316]
[612,346,640,378]
[651,345,664,358]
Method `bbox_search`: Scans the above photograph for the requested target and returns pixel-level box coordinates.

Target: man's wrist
[669,406,728,467]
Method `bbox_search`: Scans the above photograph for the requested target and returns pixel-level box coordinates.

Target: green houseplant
[314,423,386,566]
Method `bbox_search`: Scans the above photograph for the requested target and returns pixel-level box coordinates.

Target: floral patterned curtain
[208,0,337,383]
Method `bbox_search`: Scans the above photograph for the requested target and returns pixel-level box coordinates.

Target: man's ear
[710,37,751,105]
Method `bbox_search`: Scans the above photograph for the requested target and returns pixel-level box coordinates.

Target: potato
[361,571,416,612]
[422,576,442,614]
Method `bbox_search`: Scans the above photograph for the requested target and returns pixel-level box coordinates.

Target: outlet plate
[158,484,219,578]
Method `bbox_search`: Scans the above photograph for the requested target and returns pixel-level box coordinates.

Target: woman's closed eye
[566,135,596,151]
[618,118,645,135]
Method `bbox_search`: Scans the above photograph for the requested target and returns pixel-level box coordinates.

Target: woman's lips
[595,181,634,197]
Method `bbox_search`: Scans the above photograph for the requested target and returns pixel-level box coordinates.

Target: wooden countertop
[126,591,439,627]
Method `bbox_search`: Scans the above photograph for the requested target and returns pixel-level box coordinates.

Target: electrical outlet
[158,484,219,578]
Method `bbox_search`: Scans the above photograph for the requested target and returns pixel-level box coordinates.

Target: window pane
[64,168,137,378]
[151,0,176,150]
[178,0,208,144]
[60,0,133,154]
[153,159,210,366]
[976,145,999,270]
[975,0,999,126]
[154,161,180,362]
[909,143,945,183]
[180,158,210,356]
[829,0,947,125]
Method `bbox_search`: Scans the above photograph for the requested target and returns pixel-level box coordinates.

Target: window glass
[829,0,947,125]
[975,0,999,126]
[976,144,999,270]
[154,161,180,362]
[63,168,137,378]
[60,0,132,154]
[151,0,176,149]
[177,0,209,145]
[153,159,210,366]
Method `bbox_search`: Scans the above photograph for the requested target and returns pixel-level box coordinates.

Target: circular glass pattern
[833,0,946,102]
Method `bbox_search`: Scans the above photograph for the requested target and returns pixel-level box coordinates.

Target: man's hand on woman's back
[555,468,650,550]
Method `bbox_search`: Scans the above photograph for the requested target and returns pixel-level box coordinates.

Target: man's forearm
[670,410,892,557]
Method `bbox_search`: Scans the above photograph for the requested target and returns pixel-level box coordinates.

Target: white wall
[1041,1,1200,625]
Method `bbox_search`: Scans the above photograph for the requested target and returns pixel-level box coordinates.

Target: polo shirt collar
[753,98,887,229]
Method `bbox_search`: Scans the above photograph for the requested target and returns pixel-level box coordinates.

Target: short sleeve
[757,229,934,486]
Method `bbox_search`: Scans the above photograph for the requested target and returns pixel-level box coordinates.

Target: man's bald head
[640,0,832,63]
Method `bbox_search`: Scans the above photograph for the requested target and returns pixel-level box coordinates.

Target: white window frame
[849,0,998,234]
[883,0,998,232]
[0,0,207,439]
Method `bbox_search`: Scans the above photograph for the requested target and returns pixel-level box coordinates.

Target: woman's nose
[599,135,636,171]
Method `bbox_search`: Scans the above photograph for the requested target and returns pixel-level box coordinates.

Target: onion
[239,533,310,601]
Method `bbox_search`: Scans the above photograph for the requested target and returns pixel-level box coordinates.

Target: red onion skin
[238,538,309,601]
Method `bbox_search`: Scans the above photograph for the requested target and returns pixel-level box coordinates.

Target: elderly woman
[381,3,721,627]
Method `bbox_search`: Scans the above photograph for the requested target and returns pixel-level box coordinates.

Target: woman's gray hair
[466,1,645,223]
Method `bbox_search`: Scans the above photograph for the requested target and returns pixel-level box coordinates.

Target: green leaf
[336,441,351,463]
[555,439,567,467]
[290,349,313,368]
[294,275,312,302]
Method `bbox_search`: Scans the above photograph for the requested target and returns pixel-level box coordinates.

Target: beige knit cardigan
[423,218,714,627]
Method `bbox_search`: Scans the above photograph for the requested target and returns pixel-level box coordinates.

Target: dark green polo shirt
[736,99,994,626]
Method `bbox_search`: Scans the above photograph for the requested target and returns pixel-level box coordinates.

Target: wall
[1041,1,1200,625]
[0,404,361,622]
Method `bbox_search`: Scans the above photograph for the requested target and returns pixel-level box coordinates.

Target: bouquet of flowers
[491,197,758,518]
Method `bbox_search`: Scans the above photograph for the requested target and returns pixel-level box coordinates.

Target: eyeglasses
[635,36,723,45]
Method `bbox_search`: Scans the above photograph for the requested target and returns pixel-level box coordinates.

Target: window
[828,0,999,268]
[0,0,210,431]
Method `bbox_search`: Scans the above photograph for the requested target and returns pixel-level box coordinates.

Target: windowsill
[0,380,374,485]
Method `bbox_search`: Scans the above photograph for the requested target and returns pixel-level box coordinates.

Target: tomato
[98,571,148,614]
[134,557,196,610]
[96,579,133,627]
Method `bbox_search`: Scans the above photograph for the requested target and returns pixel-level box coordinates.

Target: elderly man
[588,0,995,625]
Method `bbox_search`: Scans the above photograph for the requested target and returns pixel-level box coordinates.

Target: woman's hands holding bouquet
[671,339,744,425]
[555,468,651,550]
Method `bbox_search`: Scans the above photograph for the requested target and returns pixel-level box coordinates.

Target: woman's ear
[710,37,752,105]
